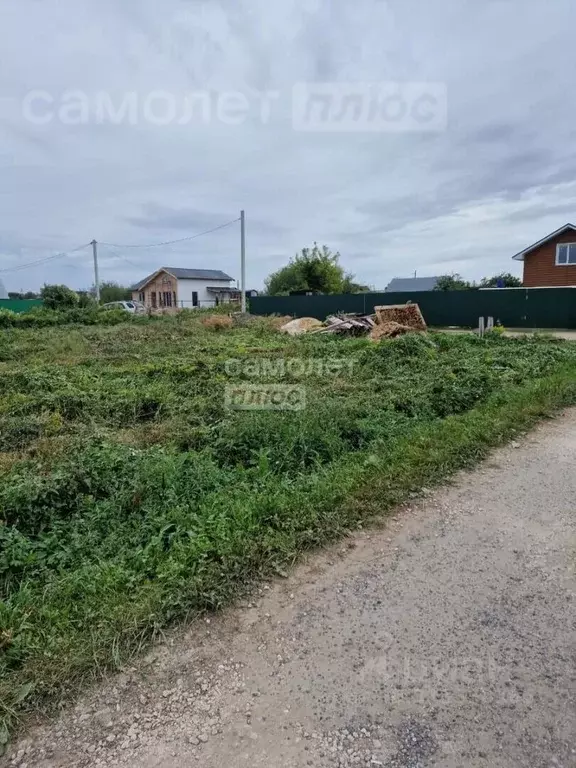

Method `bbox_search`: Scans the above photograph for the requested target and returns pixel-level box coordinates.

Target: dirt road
[7,413,576,768]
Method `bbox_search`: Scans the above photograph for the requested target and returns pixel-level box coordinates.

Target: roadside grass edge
[2,363,576,741]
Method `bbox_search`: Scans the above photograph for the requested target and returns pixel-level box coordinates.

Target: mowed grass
[1,314,576,740]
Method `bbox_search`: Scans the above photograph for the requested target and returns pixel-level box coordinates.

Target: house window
[162,291,172,307]
[192,291,198,307]
[151,292,157,308]
[556,243,576,265]
[139,292,145,303]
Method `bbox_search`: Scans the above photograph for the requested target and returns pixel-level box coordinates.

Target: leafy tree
[265,243,367,295]
[341,274,371,294]
[97,281,133,303]
[435,273,474,291]
[40,284,79,310]
[77,291,97,308]
[480,272,522,288]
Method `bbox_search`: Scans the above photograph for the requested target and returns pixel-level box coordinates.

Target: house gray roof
[385,276,440,292]
[132,267,234,291]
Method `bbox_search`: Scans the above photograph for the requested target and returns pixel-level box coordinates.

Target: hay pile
[201,315,233,331]
[369,321,416,340]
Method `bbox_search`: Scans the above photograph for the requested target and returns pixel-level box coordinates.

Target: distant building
[0,279,8,299]
[512,223,576,287]
[384,276,440,292]
[131,267,237,309]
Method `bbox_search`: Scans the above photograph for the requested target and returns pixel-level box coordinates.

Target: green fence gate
[250,289,576,329]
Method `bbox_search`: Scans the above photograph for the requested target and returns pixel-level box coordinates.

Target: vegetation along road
[1,311,576,765]
[6,410,576,767]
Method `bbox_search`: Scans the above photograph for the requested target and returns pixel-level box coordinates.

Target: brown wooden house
[131,267,237,309]
[512,224,576,287]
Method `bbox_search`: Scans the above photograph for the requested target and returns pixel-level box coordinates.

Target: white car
[102,300,146,314]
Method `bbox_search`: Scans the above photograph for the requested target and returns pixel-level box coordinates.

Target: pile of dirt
[280,317,324,336]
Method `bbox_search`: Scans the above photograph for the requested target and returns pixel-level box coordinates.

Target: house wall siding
[132,273,235,308]
[132,270,177,307]
[523,231,576,287]
[176,278,235,307]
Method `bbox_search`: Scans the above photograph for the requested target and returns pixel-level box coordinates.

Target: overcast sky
[1,0,575,292]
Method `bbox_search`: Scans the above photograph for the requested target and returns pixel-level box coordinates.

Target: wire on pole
[99,218,240,249]
[0,243,92,273]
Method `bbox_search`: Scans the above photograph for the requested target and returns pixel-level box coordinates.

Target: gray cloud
[506,202,576,224]
[1,0,576,291]
[125,204,238,233]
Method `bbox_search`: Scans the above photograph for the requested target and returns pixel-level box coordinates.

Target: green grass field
[2,314,576,740]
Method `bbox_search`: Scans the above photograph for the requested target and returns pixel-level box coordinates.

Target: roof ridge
[512,223,576,261]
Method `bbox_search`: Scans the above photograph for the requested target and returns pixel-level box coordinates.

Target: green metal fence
[0,299,43,314]
[250,289,576,329]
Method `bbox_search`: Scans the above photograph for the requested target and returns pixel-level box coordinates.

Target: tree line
[263,244,521,295]
[8,282,133,305]
[7,250,521,305]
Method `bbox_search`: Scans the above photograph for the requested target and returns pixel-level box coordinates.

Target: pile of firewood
[313,303,427,339]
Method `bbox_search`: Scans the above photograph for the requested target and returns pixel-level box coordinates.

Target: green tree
[77,291,97,308]
[97,281,133,303]
[265,243,367,295]
[435,273,474,291]
[480,272,522,288]
[341,274,371,294]
[40,284,79,310]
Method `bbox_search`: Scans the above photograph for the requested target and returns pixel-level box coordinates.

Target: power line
[99,217,240,249]
[0,243,92,274]
[99,243,142,269]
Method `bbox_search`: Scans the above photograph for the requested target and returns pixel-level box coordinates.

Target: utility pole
[91,240,100,303]
[240,210,246,313]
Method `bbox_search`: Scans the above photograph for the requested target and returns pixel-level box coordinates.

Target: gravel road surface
[6,412,576,768]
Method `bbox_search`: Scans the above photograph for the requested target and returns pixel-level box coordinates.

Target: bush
[40,284,79,310]
[0,306,137,329]
[0,309,17,328]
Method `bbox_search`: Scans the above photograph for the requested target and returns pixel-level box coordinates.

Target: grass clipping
[1,321,576,738]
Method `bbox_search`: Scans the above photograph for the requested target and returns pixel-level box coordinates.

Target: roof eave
[511,223,576,261]
[133,267,177,290]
